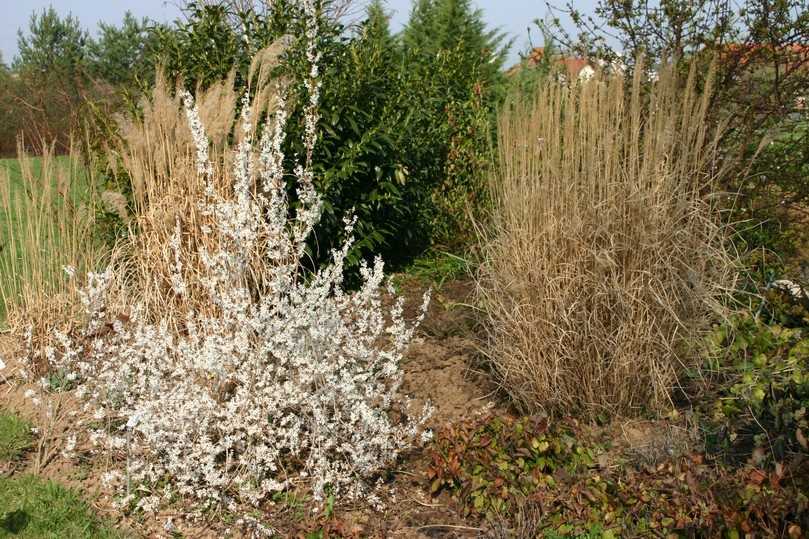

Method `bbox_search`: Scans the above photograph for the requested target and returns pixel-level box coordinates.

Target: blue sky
[0,1,595,67]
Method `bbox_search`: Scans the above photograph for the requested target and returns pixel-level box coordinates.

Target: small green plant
[45,369,78,392]
[0,410,33,461]
[0,475,123,538]
[271,491,310,521]
[401,249,470,289]
[702,307,809,464]
[426,413,599,519]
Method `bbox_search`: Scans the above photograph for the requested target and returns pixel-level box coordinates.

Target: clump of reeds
[0,144,104,336]
[477,61,737,418]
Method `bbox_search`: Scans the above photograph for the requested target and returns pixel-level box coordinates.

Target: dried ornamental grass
[0,144,104,336]
[477,61,737,418]
[100,42,287,327]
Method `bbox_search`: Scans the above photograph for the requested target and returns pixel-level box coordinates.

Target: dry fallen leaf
[748,469,767,486]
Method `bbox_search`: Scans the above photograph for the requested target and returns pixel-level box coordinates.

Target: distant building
[510,48,613,83]
[560,56,596,81]
[718,43,809,71]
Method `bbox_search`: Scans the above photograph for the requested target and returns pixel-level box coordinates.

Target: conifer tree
[88,12,161,87]
[396,0,509,245]
[364,0,395,48]
[401,0,435,52]
[14,7,88,76]
[401,0,509,90]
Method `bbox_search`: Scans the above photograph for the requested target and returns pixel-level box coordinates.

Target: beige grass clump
[0,144,104,341]
[114,69,237,212]
[104,44,286,323]
[477,61,737,418]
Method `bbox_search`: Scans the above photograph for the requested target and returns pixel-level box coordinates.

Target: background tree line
[1,0,509,270]
[4,0,807,273]
[0,9,162,156]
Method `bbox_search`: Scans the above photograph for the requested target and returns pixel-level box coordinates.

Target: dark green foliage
[152,1,288,93]
[364,0,395,49]
[401,0,509,90]
[302,7,432,268]
[13,7,89,76]
[394,0,508,248]
[87,12,163,89]
[301,0,497,267]
[287,0,509,267]
[7,8,93,154]
[731,118,809,258]
[155,4,246,90]
[3,8,163,156]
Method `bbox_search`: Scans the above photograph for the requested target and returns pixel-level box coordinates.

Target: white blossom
[32,0,431,510]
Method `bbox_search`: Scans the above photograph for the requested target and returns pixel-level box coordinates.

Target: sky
[0,0,594,67]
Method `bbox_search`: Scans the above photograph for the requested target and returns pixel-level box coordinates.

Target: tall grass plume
[477,61,737,418]
[0,144,104,337]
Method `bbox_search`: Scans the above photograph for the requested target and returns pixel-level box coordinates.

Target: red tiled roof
[511,47,595,78]
[718,43,809,71]
[560,57,592,78]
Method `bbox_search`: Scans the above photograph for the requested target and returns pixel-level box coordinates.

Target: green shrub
[151,2,279,93]
[703,307,809,464]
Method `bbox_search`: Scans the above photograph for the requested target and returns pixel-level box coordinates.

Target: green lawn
[0,155,93,228]
[0,475,124,538]
[0,408,122,538]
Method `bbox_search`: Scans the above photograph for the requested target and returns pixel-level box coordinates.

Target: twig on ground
[409,498,444,508]
[415,524,484,532]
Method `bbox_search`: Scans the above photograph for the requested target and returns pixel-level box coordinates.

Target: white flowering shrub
[34,0,431,508]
